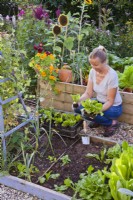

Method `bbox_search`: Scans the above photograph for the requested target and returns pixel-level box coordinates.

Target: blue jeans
[74,103,122,126]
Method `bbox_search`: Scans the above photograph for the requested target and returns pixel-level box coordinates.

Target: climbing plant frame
[0,78,35,167]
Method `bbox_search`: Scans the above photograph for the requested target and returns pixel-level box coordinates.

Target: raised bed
[0,135,116,200]
[40,82,133,125]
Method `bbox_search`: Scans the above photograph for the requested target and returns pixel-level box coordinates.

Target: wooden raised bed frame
[40,82,133,125]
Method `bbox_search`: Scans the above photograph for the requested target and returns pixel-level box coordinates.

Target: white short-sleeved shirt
[89,67,122,106]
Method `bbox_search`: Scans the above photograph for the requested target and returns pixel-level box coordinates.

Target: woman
[73,46,122,137]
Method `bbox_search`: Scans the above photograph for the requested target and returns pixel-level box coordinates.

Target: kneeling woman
[73,46,122,137]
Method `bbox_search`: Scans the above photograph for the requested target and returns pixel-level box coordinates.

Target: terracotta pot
[58,64,73,83]
[123,87,133,93]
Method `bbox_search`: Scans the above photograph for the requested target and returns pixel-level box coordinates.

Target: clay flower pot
[58,64,73,83]
[123,87,133,93]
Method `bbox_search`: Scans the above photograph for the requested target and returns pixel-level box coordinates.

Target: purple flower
[18,9,25,17]
[56,7,61,18]
[33,5,52,28]
[33,6,46,20]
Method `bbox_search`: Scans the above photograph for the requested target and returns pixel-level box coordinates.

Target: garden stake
[83,120,87,134]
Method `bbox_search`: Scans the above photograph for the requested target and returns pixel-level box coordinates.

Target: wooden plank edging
[90,135,117,146]
[0,174,71,200]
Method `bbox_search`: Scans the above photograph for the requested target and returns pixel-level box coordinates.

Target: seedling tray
[42,119,83,138]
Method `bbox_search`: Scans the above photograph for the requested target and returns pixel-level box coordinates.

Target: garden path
[0,184,41,200]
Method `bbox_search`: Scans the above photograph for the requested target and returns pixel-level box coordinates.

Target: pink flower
[18,10,25,17]
[5,15,10,21]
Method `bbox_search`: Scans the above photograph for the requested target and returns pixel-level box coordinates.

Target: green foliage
[104,141,133,200]
[40,109,82,127]
[7,131,24,160]
[86,147,107,163]
[17,162,39,181]
[106,143,122,159]
[38,170,60,184]
[59,165,111,200]
[47,155,57,163]
[81,99,103,116]
[108,53,133,71]
[60,155,71,166]
[119,66,133,89]
[71,94,81,103]
[0,33,31,131]
[20,143,37,182]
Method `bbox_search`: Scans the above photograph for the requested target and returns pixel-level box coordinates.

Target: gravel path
[86,121,133,144]
[0,184,41,200]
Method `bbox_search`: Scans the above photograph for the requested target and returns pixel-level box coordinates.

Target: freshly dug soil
[31,134,109,197]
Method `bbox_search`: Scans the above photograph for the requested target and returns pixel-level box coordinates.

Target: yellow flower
[41,71,46,77]
[35,64,41,70]
[49,76,56,81]
[84,0,92,4]
[40,53,47,60]
[49,54,55,60]
[36,53,41,57]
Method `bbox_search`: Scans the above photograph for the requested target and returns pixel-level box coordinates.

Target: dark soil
[31,133,108,197]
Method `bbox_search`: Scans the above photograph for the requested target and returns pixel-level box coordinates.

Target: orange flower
[40,53,47,60]
[41,71,46,77]
[49,65,54,73]
[49,75,56,81]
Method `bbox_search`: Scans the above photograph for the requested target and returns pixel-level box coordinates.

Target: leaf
[38,177,46,184]
[64,37,74,51]
[50,173,60,179]
[86,153,100,161]
[54,184,68,192]
[53,46,61,53]
[77,34,84,42]
[64,178,73,187]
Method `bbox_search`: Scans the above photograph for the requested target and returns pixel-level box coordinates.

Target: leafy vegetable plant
[71,94,81,103]
[103,141,133,200]
[60,155,71,166]
[119,66,133,90]
[81,99,103,116]
[56,165,111,199]
[40,109,82,127]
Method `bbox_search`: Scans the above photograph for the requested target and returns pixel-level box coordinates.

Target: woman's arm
[102,88,117,111]
[79,79,94,103]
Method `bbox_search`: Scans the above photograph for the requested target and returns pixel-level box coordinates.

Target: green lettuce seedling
[71,94,81,103]
[81,99,103,116]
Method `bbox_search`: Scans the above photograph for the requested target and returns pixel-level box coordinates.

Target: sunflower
[58,14,68,26]
[53,25,62,35]
[84,0,93,5]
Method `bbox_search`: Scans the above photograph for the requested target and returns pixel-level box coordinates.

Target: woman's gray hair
[89,45,107,63]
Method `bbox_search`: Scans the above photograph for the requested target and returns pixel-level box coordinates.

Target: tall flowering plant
[29,51,59,89]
